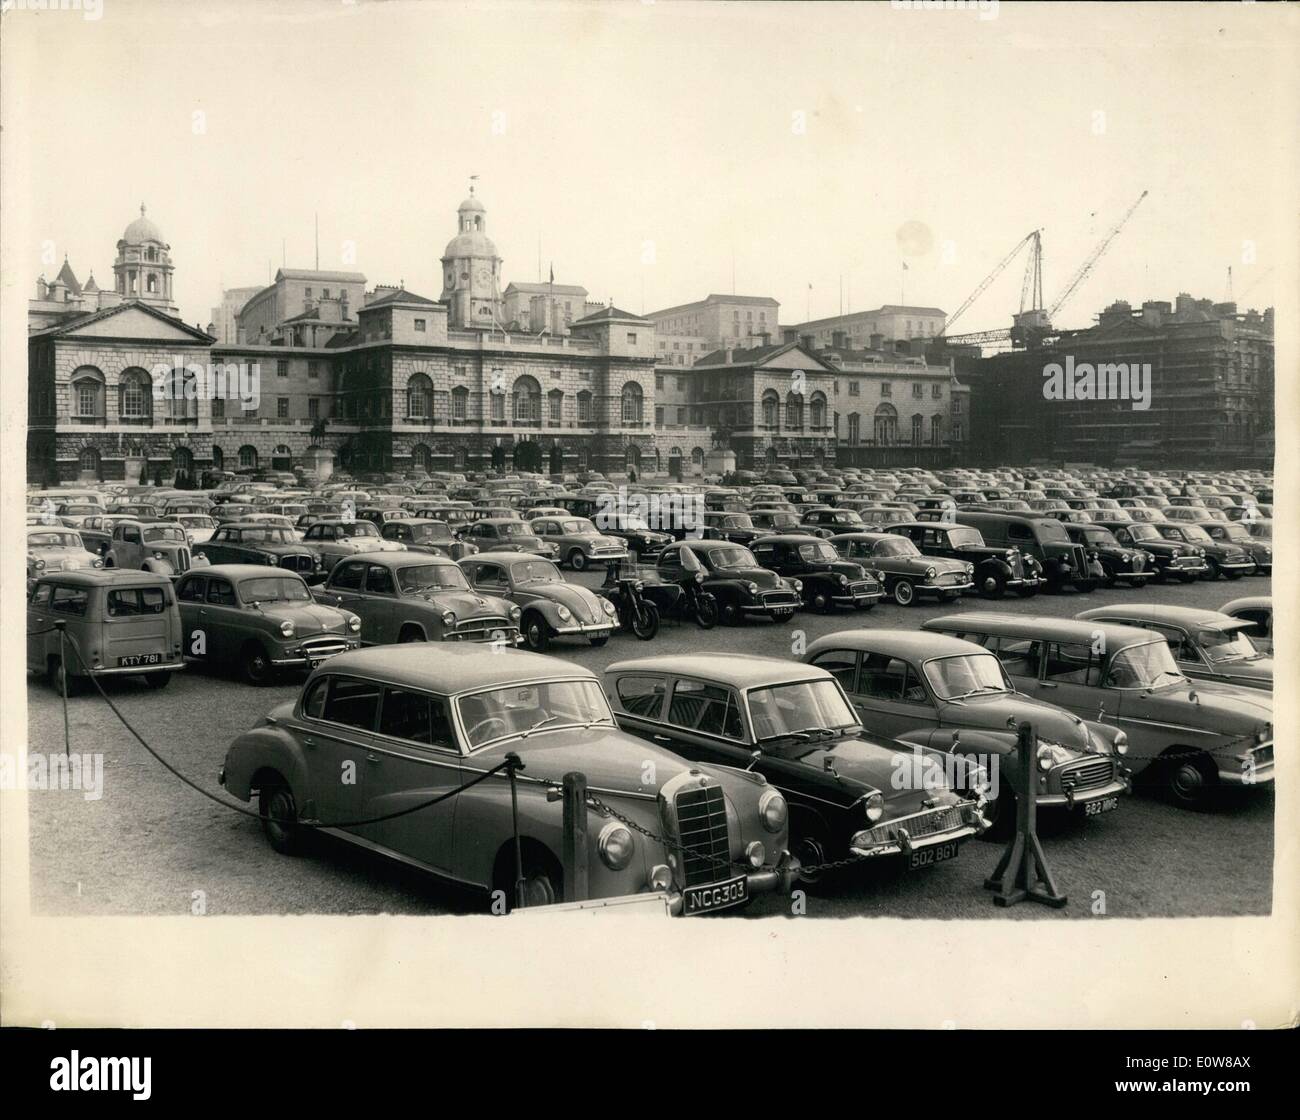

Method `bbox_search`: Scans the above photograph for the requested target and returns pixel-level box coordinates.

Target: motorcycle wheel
[694,593,719,630]
[630,601,660,640]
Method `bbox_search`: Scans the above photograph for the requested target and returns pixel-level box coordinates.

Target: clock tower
[439,185,503,329]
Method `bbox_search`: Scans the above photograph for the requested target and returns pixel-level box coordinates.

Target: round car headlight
[746,581,759,594]
[509,605,522,621]
[557,605,572,621]
[597,822,634,870]
[279,619,295,638]
[838,574,850,586]
[745,840,766,869]
[348,614,361,632]
[792,579,803,592]
[441,610,456,627]
[965,562,975,574]
[153,551,166,560]
[759,787,788,833]
[634,580,644,591]
[34,559,45,570]
[864,791,885,823]
[1113,730,1128,755]
[1120,552,1130,562]
[602,599,616,615]
[92,558,104,568]
[926,566,937,578]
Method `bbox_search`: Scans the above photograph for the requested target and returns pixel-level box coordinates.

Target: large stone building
[208,285,263,345]
[28,196,662,483]
[647,293,781,352]
[788,304,947,349]
[961,294,1274,466]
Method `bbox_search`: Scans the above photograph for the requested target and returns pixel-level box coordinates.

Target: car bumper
[918,579,974,597]
[664,857,801,915]
[1221,743,1274,786]
[1167,559,1210,575]
[1213,559,1256,574]
[849,799,988,858]
[553,620,618,636]
[849,822,982,859]
[833,587,884,605]
[1038,775,1131,809]
[268,638,361,666]
[84,658,186,677]
[742,599,801,616]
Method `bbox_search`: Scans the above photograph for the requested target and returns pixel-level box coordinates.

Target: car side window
[668,679,743,740]
[301,676,330,720]
[1043,642,1101,685]
[365,565,397,596]
[476,565,509,592]
[123,525,142,544]
[378,688,453,748]
[858,654,926,703]
[50,586,89,615]
[206,578,236,606]
[1007,523,1032,542]
[613,676,667,720]
[986,636,1040,677]
[321,676,381,731]
[810,649,859,692]
[177,577,206,603]
[30,583,53,607]
[331,561,366,591]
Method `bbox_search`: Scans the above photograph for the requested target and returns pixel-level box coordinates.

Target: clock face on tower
[475,266,489,286]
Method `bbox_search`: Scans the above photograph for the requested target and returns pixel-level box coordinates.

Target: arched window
[873,403,897,445]
[621,382,644,424]
[848,413,861,445]
[691,446,704,466]
[625,444,642,469]
[577,448,589,472]
[911,414,923,445]
[809,392,826,430]
[577,390,594,425]
[512,375,541,423]
[211,445,224,471]
[761,390,779,429]
[407,373,433,420]
[78,447,102,478]
[451,385,469,423]
[411,443,432,471]
[70,366,105,420]
[238,445,258,470]
[785,391,804,430]
[118,367,153,421]
[766,446,778,466]
[171,446,194,480]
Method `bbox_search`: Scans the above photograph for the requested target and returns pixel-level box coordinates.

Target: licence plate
[683,876,747,915]
[908,840,960,870]
[118,653,162,667]
[1084,796,1119,817]
[772,608,795,620]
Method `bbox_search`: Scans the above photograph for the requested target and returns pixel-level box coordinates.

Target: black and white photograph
[1,0,1296,1057]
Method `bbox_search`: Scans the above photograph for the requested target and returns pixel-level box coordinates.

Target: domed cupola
[112,203,177,315]
[439,183,503,329]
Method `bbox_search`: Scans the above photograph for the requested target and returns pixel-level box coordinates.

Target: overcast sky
[6,0,1295,332]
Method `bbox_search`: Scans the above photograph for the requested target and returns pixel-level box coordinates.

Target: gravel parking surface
[25,571,1272,920]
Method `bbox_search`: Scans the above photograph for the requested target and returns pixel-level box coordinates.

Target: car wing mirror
[745,749,761,772]
[823,755,839,776]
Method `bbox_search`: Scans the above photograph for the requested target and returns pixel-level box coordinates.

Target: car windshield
[1079,528,1118,546]
[555,518,595,534]
[947,527,984,547]
[873,538,920,558]
[511,560,564,584]
[1033,519,1071,542]
[338,522,379,538]
[1125,523,1160,541]
[411,523,453,542]
[722,514,755,528]
[1217,524,1250,542]
[747,679,860,744]
[178,516,215,528]
[238,527,293,543]
[707,546,759,570]
[800,541,840,562]
[457,679,614,749]
[1106,641,1187,689]
[238,577,311,604]
[29,531,81,548]
[1246,519,1272,539]
[924,654,1010,699]
[1179,525,1213,543]
[143,526,186,543]
[1198,628,1263,663]
[397,564,469,592]
[496,522,530,538]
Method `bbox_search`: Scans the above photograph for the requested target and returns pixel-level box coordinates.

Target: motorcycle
[637,554,719,629]
[598,560,661,641]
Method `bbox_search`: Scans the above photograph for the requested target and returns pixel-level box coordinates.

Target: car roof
[679,538,746,551]
[826,531,899,542]
[35,569,172,587]
[310,645,590,693]
[1221,596,1270,613]
[1077,604,1245,630]
[344,551,456,567]
[806,628,983,659]
[751,533,826,544]
[608,653,832,689]
[185,564,304,580]
[922,612,1157,648]
[464,551,555,564]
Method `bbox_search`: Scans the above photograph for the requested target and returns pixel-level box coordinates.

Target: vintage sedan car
[605,655,986,881]
[696,511,764,546]
[955,512,1096,592]
[584,508,674,562]
[379,518,479,560]
[298,518,405,575]
[887,521,1043,599]
[218,646,798,913]
[460,552,617,651]
[194,521,322,580]
[463,517,558,559]
[1078,605,1271,692]
[800,507,867,538]
[1151,521,1252,581]
[27,569,184,691]
[27,525,103,584]
[803,630,1130,832]
[749,534,883,612]
[656,539,802,624]
[177,565,361,684]
[923,614,1272,807]
[1091,520,1209,583]
[748,509,804,534]
[85,517,208,578]
[1064,523,1152,588]
[827,531,973,607]
[528,516,629,570]
[171,513,219,545]
[1220,596,1272,654]
[1196,520,1272,575]
[314,552,520,646]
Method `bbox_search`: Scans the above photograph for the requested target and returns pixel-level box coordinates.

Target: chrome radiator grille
[673,784,730,886]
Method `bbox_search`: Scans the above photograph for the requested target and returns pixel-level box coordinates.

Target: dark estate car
[1064,523,1152,588]
[887,521,1043,599]
[697,511,763,546]
[828,531,972,607]
[804,630,1131,832]
[955,512,1096,592]
[605,655,986,882]
[800,508,867,538]
[195,521,323,580]
[219,646,797,914]
[1091,520,1209,583]
[656,540,802,624]
[176,565,361,684]
[749,534,883,612]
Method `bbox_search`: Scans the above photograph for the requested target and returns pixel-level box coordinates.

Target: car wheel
[811,588,833,613]
[979,570,1007,599]
[694,593,719,629]
[259,779,307,855]
[569,550,587,571]
[792,823,839,892]
[398,625,426,643]
[721,598,745,625]
[892,580,915,606]
[142,671,172,690]
[241,641,274,686]
[1163,750,1218,810]
[523,614,552,652]
[1202,558,1221,581]
[493,846,562,911]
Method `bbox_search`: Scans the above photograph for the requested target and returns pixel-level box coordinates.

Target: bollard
[56,620,70,757]
[503,752,525,908]
[561,771,589,904]
[984,721,1067,908]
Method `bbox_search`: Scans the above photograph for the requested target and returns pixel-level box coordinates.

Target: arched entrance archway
[513,440,542,472]
[549,444,563,475]
[668,447,683,479]
[490,445,506,470]
[171,446,195,486]
[272,444,293,471]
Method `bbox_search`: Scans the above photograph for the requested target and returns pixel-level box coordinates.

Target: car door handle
[652,734,672,743]
[1040,682,1058,689]
[303,737,315,747]
[366,753,380,763]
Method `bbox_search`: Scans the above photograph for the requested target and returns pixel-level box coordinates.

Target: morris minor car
[1151,522,1252,581]
[749,534,883,612]
[464,517,558,559]
[380,518,479,560]
[27,525,103,585]
[194,521,321,580]
[827,531,972,607]
[460,552,617,651]
[298,518,405,576]
[218,646,797,913]
[528,516,629,570]
[1196,520,1271,576]
[656,539,801,624]
[1091,520,1208,583]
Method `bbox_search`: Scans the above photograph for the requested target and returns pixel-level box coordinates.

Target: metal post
[985,721,1067,908]
[56,621,70,757]
[503,752,525,908]
[561,771,589,904]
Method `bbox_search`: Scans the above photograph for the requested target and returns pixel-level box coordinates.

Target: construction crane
[1047,190,1148,320]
